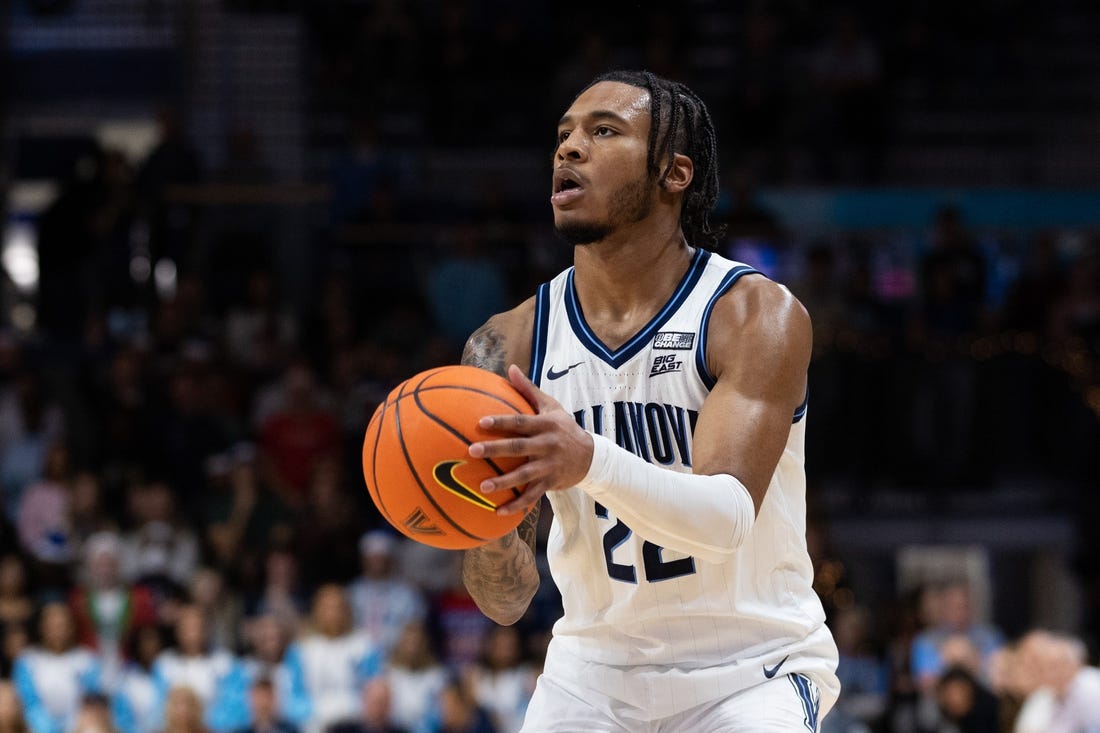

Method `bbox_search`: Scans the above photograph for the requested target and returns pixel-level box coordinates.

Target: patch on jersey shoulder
[653,331,695,350]
[649,354,683,377]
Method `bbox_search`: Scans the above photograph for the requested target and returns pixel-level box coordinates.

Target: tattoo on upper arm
[462,322,507,377]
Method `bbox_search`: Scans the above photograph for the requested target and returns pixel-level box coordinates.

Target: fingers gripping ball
[362,365,535,549]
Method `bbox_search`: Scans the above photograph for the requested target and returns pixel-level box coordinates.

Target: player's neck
[571,225,694,335]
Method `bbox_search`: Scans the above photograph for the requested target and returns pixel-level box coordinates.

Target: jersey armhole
[529,281,552,387]
[693,267,809,424]
[693,265,761,390]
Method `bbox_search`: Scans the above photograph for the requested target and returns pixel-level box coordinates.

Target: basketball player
[460,70,840,732]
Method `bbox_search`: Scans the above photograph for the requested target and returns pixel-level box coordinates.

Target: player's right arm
[459,300,540,626]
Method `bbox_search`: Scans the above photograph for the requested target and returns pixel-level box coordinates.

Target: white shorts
[520,670,825,732]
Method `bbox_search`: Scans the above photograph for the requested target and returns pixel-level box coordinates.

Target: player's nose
[555,133,587,162]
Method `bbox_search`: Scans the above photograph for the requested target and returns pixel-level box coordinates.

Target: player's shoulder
[705,273,811,372]
[712,273,809,330]
[461,296,537,377]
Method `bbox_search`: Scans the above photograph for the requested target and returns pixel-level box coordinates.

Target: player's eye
[594,126,613,137]
[557,130,571,144]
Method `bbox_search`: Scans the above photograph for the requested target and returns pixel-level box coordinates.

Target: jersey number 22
[595,502,696,582]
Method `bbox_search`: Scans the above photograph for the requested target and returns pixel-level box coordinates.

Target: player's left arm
[691,276,812,512]
[472,277,810,563]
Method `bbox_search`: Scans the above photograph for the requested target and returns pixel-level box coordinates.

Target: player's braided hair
[582,70,724,250]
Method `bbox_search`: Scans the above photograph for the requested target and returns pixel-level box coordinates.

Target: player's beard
[555,175,655,246]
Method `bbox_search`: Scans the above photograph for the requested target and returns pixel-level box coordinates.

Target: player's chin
[553,216,609,247]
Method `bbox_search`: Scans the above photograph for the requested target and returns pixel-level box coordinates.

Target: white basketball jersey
[529,249,839,719]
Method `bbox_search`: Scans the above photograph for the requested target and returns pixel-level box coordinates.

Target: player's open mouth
[551,170,585,206]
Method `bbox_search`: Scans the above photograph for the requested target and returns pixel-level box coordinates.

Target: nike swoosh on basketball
[763,655,790,679]
[433,460,497,511]
[546,361,583,380]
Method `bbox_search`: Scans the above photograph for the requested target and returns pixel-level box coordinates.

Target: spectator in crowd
[1,623,29,679]
[1043,633,1100,733]
[1014,630,1059,733]
[911,580,1003,695]
[188,568,242,653]
[917,206,988,342]
[292,458,363,587]
[297,277,362,389]
[822,605,888,732]
[239,678,298,733]
[0,680,28,733]
[69,531,158,685]
[247,549,307,637]
[13,602,102,733]
[16,442,77,590]
[161,687,210,733]
[152,605,247,733]
[384,621,447,733]
[0,555,34,632]
[238,615,291,693]
[986,643,1027,733]
[392,539,454,602]
[69,472,115,549]
[71,693,119,733]
[428,678,495,733]
[425,225,507,350]
[152,358,234,507]
[134,107,200,274]
[0,367,65,508]
[120,482,199,597]
[257,363,342,512]
[325,678,407,733]
[223,269,298,380]
[463,626,535,733]
[346,532,426,655]
[112,625,167,733]
[912,205,989,485]
[935,665,999,733]
[282,585,381,733]
[430,557,492,670]
[202,444,289,586]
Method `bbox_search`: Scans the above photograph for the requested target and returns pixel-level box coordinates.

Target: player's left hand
[468,364,594,515]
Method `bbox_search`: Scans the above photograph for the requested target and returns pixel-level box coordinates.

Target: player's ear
[659,153,693,194]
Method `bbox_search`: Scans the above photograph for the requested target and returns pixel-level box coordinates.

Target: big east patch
[649,353,683,377]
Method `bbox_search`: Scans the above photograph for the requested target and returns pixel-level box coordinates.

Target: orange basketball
[361,365,536,550]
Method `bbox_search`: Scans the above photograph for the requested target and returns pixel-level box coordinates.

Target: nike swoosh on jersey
[433,460,497,511]
[546,361,584,380]
[763,655,790,679]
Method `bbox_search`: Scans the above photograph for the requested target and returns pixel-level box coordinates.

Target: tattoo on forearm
[463,504,541,623]
[515,502,540,554]
[462,322,507,377]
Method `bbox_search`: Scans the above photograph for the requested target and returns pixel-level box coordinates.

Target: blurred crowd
[299,0,1048,185]
[825,580,1100,733]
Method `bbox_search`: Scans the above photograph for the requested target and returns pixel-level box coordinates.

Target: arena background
[2,1,1099,732]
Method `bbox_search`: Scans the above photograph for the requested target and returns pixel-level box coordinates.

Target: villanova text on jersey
[571,401,699,467]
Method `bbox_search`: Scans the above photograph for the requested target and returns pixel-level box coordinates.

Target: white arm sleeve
[575,433,756,564]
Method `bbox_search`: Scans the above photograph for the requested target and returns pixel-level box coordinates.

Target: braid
[581,70,724,250]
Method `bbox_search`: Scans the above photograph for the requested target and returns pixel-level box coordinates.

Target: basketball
[361,365,536,550]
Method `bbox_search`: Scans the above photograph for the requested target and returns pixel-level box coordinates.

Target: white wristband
[576,433,755,564]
